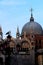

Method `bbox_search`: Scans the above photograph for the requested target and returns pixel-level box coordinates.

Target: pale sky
[0,0,43,38]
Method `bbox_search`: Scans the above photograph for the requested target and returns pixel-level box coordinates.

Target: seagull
[6,31,11,35]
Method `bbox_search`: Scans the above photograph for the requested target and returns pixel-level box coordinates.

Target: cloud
[0,1,26,6]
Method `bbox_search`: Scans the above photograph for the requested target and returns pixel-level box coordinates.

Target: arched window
[21,41,30,53]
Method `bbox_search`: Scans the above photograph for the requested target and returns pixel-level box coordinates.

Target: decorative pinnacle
[16,26,20,38]
[16,27,19,34]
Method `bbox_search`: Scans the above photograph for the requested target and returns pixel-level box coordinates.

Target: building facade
[0,11,43,65]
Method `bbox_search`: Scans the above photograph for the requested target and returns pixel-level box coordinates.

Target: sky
[0,0,43,38]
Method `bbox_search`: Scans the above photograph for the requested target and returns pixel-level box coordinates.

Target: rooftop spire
[30,8,34,22]
[16,26,20,38]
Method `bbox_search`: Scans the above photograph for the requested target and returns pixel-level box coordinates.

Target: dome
[21,14,43,35]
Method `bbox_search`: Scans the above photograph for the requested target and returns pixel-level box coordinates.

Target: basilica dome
[21,14,43,35]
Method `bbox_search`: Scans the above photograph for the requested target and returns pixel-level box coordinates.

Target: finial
[30,8,33,17]
[30,8,34,22]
